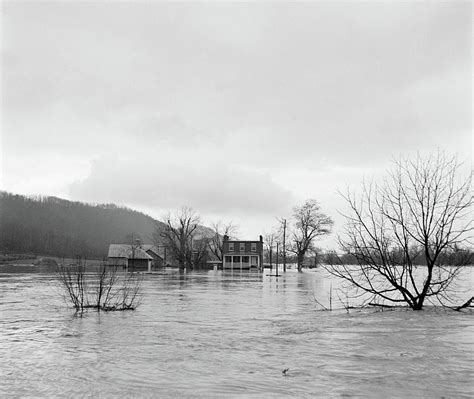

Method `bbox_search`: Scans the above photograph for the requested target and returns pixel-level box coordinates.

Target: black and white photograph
[1,1,473,397]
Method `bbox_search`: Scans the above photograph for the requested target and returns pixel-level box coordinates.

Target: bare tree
[160,207,200,271]
[308,246,322,268]
[57,258,88,312]
[264,232,277,268]
[190,234,211,269]
[325,152,473,310]
[289,199,333,271]
[57,257,142,313]
[208,221,238,261]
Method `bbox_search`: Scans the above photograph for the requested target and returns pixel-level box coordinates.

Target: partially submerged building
[140,245,165,268]
[107,243,164,272]
[222,235,264,270]
[108,235,264,271]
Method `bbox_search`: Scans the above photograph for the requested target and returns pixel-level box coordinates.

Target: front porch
[223,255,260,269]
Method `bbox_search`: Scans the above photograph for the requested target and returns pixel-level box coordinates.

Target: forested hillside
[0,192,165,258]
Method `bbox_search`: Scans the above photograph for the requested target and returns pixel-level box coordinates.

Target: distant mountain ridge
[0,192,209,258]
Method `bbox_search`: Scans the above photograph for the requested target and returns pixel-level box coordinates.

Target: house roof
[108,244,153,260]
[225,240,262,244]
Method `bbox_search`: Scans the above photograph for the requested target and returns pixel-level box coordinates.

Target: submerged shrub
[57,258,142,312]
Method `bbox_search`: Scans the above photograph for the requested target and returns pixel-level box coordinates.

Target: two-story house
[222,235,264,270]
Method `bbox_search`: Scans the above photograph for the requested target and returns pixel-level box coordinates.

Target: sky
[1,1,472,249]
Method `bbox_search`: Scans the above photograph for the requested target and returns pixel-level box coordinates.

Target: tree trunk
[297,254,304,272]
[413,300,424,310]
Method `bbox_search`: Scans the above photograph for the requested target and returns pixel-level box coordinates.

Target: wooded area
[0,192,165,258]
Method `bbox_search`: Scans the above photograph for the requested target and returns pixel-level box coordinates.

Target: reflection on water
[1,269,473,397]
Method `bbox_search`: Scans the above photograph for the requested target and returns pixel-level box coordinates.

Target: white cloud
[69,155,293,216]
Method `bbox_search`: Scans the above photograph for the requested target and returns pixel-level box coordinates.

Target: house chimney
[259,235,263,242]
[223,234,229,241]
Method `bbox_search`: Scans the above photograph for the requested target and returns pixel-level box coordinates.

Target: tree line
[0,193,163,258]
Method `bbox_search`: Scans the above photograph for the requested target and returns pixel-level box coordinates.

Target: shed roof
[141,245,165,258]
[108,244,153,260]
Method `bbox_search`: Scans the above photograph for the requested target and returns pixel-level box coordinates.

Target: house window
[229,243,234,251]
[233,256,241,263]
[240,243,245,251]
[251,243,257,252]
[251,256,258,266]
[225,256,232,263]
[242,256,249,263]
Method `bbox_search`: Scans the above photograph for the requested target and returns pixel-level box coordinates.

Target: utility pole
[281,218,287,272]
[276,242,280,276]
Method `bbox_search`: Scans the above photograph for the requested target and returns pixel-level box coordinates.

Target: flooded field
[1,268,473,397]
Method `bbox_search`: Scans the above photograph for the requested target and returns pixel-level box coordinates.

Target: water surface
[1,269,473,397]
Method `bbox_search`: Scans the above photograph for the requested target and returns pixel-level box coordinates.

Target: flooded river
[1,268,473,397]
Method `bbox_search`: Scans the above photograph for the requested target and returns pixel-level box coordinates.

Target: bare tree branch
[208,221,238,261]
[157,207,203,270]
[289,199,333,271]
[325,152,473,310]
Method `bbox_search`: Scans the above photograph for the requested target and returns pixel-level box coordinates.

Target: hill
[0,192,170,258]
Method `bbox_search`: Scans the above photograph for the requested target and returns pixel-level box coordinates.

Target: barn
[107,244,153,272]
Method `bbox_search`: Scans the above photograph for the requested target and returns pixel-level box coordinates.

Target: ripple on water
[0,270,473,397]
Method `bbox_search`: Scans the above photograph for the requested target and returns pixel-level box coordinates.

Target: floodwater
[1,267,473,398]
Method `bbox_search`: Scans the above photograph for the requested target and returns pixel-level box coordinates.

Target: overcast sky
[1,1,472,248]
